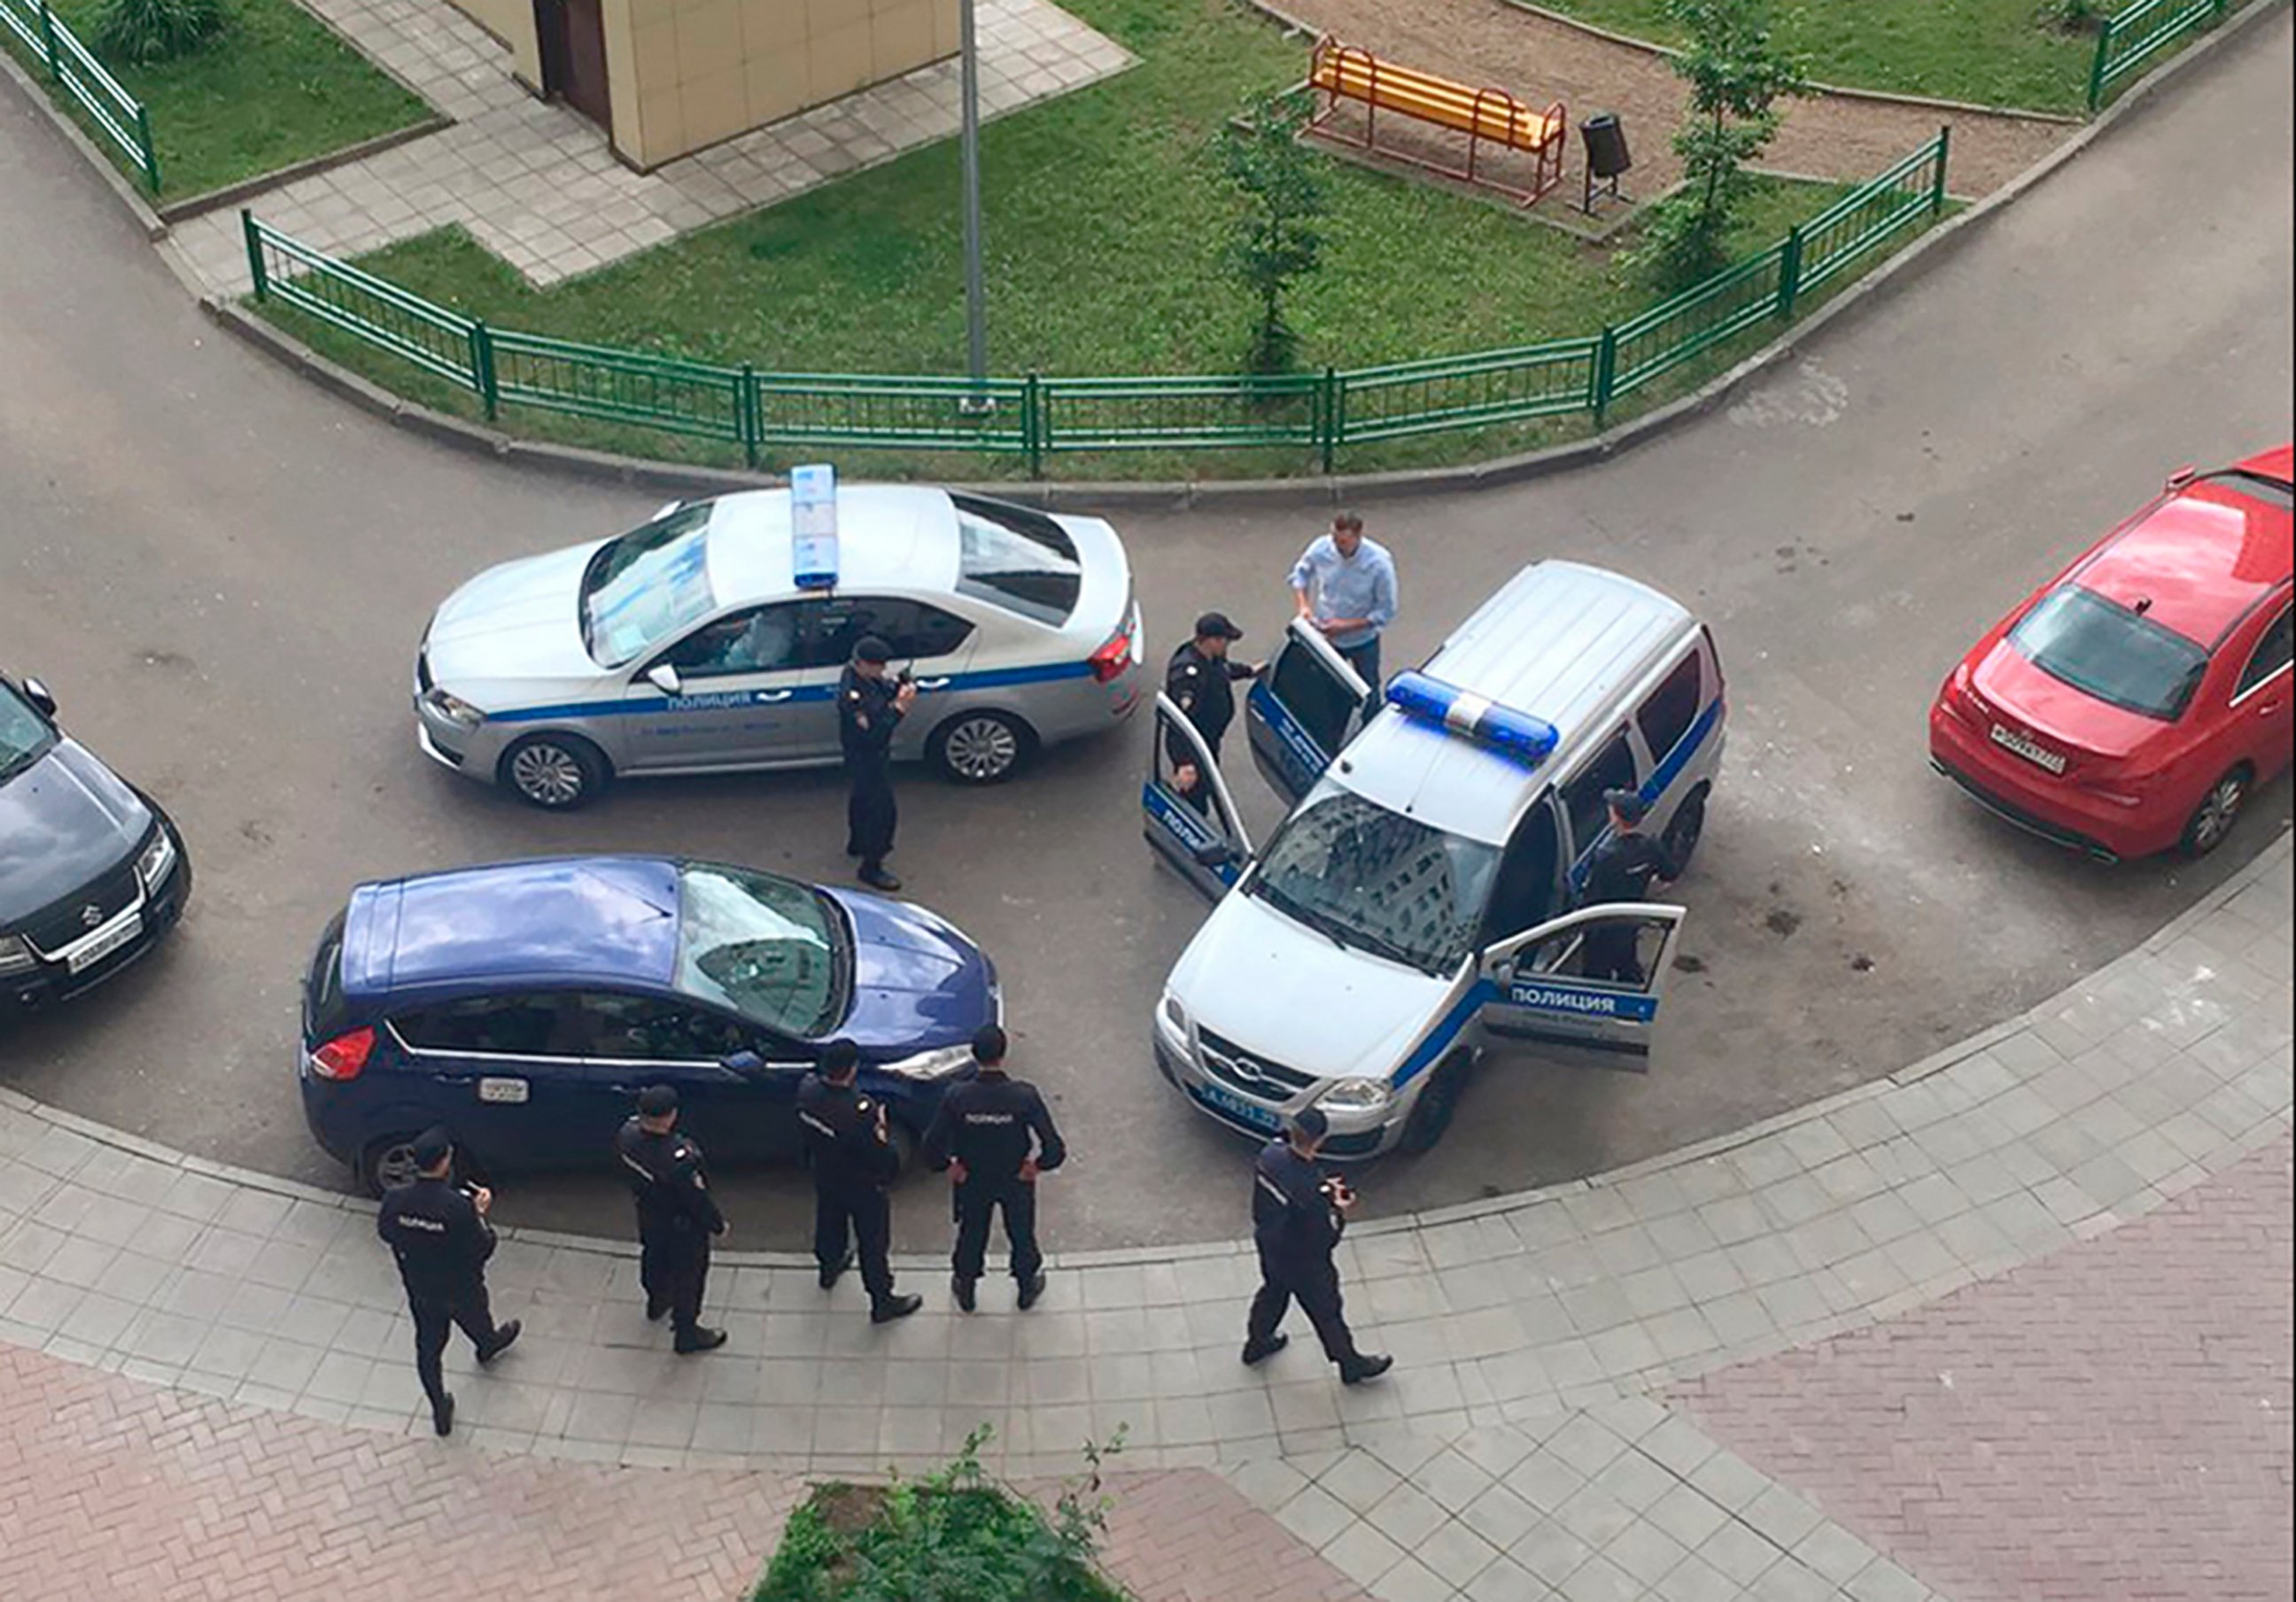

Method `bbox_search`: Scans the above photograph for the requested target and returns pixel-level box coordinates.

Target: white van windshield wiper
[1253,878,1347,954]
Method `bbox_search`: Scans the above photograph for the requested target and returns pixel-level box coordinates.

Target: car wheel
[930,710,1034,786]
[500,732,609,810]
[359,1133,427,1198]
[1398,1050,1476,1156]
[1662,786,1709,871]
[2179,767,2251,858]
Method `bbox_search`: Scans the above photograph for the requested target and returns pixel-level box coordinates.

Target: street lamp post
[958,0,988,394]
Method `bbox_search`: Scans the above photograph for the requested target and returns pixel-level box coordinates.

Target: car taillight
[309,1027,375,1081]
[1089,628,1134,685]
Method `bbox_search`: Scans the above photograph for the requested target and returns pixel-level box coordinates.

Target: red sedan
[1930,445,2293,862]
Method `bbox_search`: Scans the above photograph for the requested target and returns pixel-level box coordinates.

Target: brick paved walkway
[1674,1133,2295,1602]
[165,0,1129,295]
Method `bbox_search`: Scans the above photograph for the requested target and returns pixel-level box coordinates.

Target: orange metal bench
[1307,37,1567,207]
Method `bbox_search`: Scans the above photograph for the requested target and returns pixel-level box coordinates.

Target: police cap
[1193,611,1245,642]
[637,1085,679,1118]
[1603,788,1649,825]
[853,635,893,665]
[411,1126,454,1171]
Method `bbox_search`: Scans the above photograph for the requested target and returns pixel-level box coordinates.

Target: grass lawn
[1529,0,2118,113]
[8,0,431,197]
[256,0,1944,477]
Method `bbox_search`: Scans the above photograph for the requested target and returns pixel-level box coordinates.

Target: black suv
[1,672,190,1010]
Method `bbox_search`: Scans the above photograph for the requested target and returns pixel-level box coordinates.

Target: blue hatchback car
[299,856,997,1194]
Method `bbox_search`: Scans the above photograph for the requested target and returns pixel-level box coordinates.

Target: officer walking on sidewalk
[798,1040,923,1324]
[922,1024,1067,1313]
[613,1085,730,1354]
[840,634,916,893]
[376,1127,522,1436]
[1240,1108,1391,1387]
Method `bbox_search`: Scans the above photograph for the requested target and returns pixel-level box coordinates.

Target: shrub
[1214,89,1329,375]
[2039,0,2107,33]
[91,0,231,64]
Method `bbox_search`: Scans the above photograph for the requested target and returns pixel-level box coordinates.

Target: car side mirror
[20,677,56,719]
[646,663,683,697]
[2166,463,2199,493]
[722,1050,765,1078]
[653,499,685,521]
[1192,841,1239,871]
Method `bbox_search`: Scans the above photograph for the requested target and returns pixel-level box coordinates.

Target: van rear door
[1247,620,1373,802]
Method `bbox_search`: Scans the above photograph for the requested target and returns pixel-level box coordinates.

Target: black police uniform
[1243,1140,1372,1376]
[922,1072,1067,1291]
[796,1072,904,1308]
[614,1118,727,1347]
[1164,640,1257,767]
[1578,829,1681,983]
[838,665,904,878]
[376,1175,511,1415]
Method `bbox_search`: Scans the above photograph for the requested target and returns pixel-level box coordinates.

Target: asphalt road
[2,16,2290,1254]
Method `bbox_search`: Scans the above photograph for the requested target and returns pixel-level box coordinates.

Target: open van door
[1144,693,1253,902]
[1246,619,1374,802]
[1478,903,1687,1068]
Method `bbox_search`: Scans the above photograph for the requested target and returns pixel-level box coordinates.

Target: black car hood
[0,739,151,927]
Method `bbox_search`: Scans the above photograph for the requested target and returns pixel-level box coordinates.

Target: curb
[0,41,167,241]
[156,113,453,224]
[196,0,2283,511]
[1,831,2284,1275]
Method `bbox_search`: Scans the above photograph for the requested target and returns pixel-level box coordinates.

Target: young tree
[1638,0,1812,290]
[1214,89,1329,375]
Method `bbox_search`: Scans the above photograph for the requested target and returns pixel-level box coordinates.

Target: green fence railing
[244,131,1951,477]
[2090,0,2228,109]
[0,0,158,191]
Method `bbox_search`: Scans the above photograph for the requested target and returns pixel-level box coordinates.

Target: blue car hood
[0,740,151,927]
[828,889,993,1049]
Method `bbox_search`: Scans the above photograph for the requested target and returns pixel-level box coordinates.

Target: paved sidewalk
[166,0,1130,295]
[0,833,2286,1596]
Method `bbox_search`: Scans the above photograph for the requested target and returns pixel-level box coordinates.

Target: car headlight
[1319,1078,1392,1114]
[878,1044,976,1081]
[1159,991,1191,1039]
[135,826,177,894]
[423,687,486,731]
[0,934,35,977]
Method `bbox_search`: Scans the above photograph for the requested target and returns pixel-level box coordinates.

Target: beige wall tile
[601,0,648,161]
[675,1,744,86]
[739,0,802,53]
[869,0,934,77]
[631,18,680,93]
[681,63,751,146]
[928,0,960,61]
[635,88,684,162]
[804,0,846,39]
[809,16,873,98]
[744,46,811,124]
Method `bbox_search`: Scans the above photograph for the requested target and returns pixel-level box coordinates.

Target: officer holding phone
[376,1128,522,1436]
[840,634,916,893]
[1240,1109,1391,1387]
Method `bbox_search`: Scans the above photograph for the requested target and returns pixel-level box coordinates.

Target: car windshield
[0,679,57,783]
[950,493,1082,626]
[675,863,847,1037]
[581,505,719,667]
[1247,789,1500,977]
[2009,584,2211,721]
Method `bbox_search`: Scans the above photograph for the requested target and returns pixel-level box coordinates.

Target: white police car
[415,475,1143,809]
[1146,561,1725,1158]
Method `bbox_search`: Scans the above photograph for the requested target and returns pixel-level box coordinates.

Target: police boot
[858,863,903,893]
[675,1326,730,1354]
[1240,1333,1291,1367]
[1340,1353,1394,1386]
[951,1275,978,1313]
[870,1294,924,1325]
[819,1249,855,1290]
[477,1320,522,1364]
[1017,1272,1048,1312]
[431,1392,455,1437]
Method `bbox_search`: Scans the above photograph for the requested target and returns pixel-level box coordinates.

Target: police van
[1145,561,1725,1158]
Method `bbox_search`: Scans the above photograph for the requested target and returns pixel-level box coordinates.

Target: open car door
[1144,693,1254,902]
[1246,619,1374,803]
[1478,902,1687,1069]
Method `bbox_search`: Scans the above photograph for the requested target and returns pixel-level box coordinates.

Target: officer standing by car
[1580,788,1682,983]
[376,1127,522,1437]
[1240,1108,1392,1387]
[797,1040,923,1324]
[840,634,916,893]
[1165,612,1259,801]
[922,1024,1067,1313]
[613,1086,730,1354]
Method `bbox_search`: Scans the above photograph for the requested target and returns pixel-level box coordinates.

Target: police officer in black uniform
[922,1024,1067,1314]
[840,634,916,893]
[613,1085,730,1354]
[1164,612,1260,807]
[1240,1108,1392,1386]
[797,1039,923,1324]
[376,1127,521,1436]
[1579,789,1682,983]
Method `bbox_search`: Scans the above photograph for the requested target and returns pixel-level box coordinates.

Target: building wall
[615,0,958,169]
[449,0,544,89]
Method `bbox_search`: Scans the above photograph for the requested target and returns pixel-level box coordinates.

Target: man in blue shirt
[1289,512,1399,688]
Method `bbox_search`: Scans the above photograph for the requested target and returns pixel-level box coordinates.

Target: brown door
[535,0,611,133]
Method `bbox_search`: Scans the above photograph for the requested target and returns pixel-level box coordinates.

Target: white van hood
[1167,888,1458,1083]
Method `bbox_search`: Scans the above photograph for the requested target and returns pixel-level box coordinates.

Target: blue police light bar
[1385,670,1559,768]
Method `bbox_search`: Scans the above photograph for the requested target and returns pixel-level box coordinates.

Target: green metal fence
[2090,0,2229,110]
[243,130,1951,477]
[0,0,158,191]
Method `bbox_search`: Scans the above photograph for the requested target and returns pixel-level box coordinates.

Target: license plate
[1196,1083,1283,1134]
[1990,723,2067,775]
[66,913,141,973]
